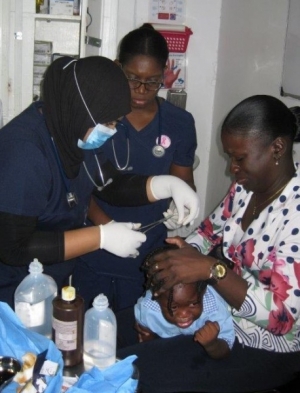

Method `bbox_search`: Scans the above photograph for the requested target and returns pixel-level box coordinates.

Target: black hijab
[43,56,131,178]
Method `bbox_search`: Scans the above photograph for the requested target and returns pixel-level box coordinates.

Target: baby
[134,245,235,359]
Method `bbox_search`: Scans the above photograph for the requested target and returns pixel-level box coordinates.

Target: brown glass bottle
[52,286,84,367]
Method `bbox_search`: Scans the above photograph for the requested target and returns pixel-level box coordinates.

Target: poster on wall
[163,53,186,89]
[149,0,186,24]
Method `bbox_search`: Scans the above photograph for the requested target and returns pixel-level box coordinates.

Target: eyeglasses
[126,78,163,91]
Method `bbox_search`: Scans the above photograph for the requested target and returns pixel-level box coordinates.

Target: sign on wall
[149,0,186,24]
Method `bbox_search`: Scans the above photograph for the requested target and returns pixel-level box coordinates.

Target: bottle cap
[29,258,43,274]
[93,293,109,310]
[62,286,76,301]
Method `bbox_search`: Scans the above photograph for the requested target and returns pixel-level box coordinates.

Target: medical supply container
[83,293,117,370]
[52,286,84,366]
[14,258,57,339]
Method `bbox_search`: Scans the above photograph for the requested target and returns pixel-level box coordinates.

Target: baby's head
[156,281,207,328]
[143,244,207,329]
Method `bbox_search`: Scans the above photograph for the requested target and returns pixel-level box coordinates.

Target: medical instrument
[52,137,111,206]
[138,214,174,234]
[51,138,78,208]
[111,121,132,171]
[111,97,165,170]
[83,151,113,192]
[152,97,165,157]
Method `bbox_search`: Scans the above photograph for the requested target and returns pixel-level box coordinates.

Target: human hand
[134,322,157,343]
[147,237,210,296]
[150,175,200,226]
[194,321,220,347]
[163,200,189,230]
[163,59,181,88]
[99,221,146,258]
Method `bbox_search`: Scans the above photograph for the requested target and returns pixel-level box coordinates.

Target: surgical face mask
[78,123,117,150]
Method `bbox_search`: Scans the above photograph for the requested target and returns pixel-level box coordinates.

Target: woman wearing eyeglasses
[72,24,197,312]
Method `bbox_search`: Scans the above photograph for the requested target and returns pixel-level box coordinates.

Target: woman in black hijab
[0,55,199,308]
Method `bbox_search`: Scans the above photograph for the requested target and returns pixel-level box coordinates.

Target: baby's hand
[135,322,157,342]
[194,320,220,347]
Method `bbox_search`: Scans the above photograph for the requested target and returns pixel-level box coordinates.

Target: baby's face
[157,283,204,329]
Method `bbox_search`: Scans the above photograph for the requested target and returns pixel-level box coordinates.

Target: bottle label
[15,301,45,327]
[52,318,77,351]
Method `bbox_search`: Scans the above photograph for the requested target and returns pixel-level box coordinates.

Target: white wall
[207,0,300,216]
[2,0,299,223]
[112,0,300,220]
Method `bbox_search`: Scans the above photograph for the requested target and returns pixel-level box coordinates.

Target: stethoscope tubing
[111,97,163,171]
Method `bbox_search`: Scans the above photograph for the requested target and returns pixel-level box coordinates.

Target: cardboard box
[34,53,52,66]
[34,41,53,55]
[50,0,74,16]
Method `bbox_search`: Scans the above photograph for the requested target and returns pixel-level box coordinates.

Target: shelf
[34,13,81,22]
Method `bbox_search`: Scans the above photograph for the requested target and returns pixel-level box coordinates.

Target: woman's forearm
[64,226,100,260]
[210,266,248,310]
[87,197,112,225]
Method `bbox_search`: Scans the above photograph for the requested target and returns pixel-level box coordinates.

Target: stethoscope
[51,60,115,207]
[111,97,165,171]
[51,138,111,208]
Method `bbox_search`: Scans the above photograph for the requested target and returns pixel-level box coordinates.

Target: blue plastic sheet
[0,302,63,393]
[0,302,138,392]
[67,355,138,393]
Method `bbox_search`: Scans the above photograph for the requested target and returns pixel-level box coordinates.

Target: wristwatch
[206,260,227,285]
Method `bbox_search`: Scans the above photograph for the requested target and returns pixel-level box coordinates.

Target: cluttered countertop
[0,259,139,392]
[0,301,138,392]
[0,275,139,393]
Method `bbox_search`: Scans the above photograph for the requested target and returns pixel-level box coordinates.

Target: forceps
[138,214,175,234]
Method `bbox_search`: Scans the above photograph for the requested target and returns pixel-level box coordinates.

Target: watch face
[215,263,227,278]
[207,261,227,285]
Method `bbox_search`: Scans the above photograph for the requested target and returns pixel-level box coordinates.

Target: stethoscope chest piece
[66,192,78,208]
[152,144,165,157]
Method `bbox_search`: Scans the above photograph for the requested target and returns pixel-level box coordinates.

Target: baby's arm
[194,320,230,359]
[134,321,159,343]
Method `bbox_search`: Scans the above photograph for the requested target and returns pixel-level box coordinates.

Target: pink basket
[159,27,193,53]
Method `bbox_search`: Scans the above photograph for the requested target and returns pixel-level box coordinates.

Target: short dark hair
[221,95,300,144]
[118,23,169,69]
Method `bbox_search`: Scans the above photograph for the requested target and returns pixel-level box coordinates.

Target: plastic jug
[83,293,117,370]
[14,258,57,338]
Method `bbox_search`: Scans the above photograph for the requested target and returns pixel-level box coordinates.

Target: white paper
[149,0,186,24]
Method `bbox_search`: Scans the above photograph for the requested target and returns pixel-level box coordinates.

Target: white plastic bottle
[14,258,57,338]
[83,293,117,370]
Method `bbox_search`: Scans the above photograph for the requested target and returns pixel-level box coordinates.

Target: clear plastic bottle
[83,293,117,370]
[14,258,57,338]
[52,286,84,367]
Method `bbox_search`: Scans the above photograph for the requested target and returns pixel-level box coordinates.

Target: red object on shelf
[158,26,193,53]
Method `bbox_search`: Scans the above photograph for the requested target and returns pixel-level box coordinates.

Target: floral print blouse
[186,163,300,353]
